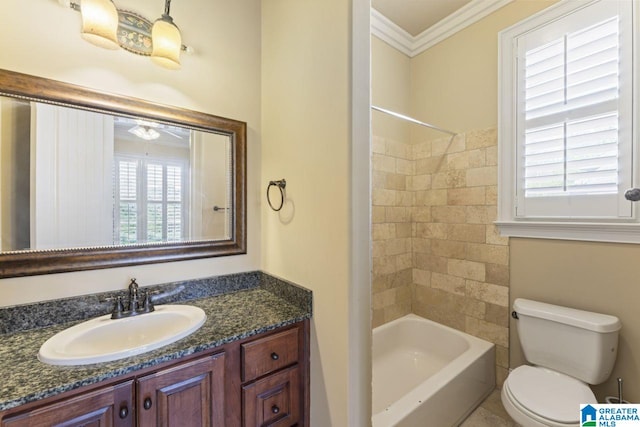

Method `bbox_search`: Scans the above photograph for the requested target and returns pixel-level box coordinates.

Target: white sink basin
[38,305,206,366]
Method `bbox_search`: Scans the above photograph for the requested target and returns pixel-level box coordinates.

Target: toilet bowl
[501,299,621,427]
[501,366,596,427]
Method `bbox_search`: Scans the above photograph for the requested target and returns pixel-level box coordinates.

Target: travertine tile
[448,259,486,281]
[415,156,445,174]
[386,140,411,160]
[448,223,486,243]
[466,128,497,150]
[372,135,386,155]
[373,153,396,173]
[466,243,509,266]
[372,206,385,224]
[411,238,431,254]
[431,205,467,223]
[412,140,431,159]
[385,207,411,223]
[431,272,466,296]
[466,280,509,307]
[372,188,396,206]
[415,222,448,240]
[407,174,431,191]
[432,133,465,155]
[432,170,466,189]
[486,263,510,287]
[466,316,509,347]
[463,298,486,319]
[372,223,395,241]
[466,166,497,187]
[486,303,510,327]
[412,268,431,286]
[412,207,432,223]
[448,187,486,206]
[396,158,414,175]
[486,224,509,246]
[415,189,447,206]
[385,173,406,191]
[373,127,510,391]
[431,239,466,259]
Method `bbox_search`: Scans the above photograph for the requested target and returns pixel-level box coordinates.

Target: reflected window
[115,156,188,244]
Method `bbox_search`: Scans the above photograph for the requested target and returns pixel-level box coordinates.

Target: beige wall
[262,0,369,425]
[407,0,638,403]
[410,0,558,136]
[0,0,262,304]
[510,239,640,402]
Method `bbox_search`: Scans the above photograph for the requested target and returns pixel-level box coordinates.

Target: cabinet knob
[119,406,129,419]
[271,405,280,414]
[270,352,279,361]
[143,397,153,410]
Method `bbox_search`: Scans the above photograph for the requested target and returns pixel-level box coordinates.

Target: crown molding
[371,0,514,57]
[370,9,414,56]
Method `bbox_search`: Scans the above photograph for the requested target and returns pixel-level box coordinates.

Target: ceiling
[372,0,474,36]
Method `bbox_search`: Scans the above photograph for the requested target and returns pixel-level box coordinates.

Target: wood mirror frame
[0,69,246,278]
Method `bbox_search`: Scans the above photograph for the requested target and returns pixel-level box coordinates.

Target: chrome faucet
[110,278,155,319]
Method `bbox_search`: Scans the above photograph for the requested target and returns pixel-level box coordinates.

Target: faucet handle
[141,290,155,313]
[111,296,125,319]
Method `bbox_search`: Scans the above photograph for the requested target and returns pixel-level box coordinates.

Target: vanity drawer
[241,327,299,381]
[242,365,300,427]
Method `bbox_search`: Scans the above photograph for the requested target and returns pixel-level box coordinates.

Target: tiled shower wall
[371,127,510,386]
[371,137,414,326]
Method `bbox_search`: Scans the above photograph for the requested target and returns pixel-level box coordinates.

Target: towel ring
[267,179,286,211]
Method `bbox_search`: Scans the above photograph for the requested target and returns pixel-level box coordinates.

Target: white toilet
[501,298,621,427]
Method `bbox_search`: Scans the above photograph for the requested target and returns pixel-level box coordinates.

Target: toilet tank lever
[511,311,519,319]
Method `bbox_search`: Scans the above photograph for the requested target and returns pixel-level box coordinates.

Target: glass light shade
[151,16,182,70]
[129,125,160,140]
[80,0,120,50]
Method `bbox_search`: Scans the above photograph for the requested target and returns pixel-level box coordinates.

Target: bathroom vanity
[0,272,311,427]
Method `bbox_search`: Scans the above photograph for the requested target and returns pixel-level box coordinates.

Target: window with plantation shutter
[497,0,639,243]
[114,156,187,244]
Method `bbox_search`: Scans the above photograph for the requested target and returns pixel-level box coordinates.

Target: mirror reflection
[0,97,232,252]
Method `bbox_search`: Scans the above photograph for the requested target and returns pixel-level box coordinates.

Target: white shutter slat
[521,12,622,201]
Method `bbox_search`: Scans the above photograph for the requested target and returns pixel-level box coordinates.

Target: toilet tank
[514,298,621,385]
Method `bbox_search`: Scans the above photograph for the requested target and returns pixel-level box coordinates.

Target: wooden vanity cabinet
[0,320,309,427]
[241,327,303,426]
[136,352,226,427]
[0,380,134,427]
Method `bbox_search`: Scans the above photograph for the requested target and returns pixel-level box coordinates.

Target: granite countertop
[0,271,312,412]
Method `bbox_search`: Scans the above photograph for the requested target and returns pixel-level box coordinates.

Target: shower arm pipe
[371,105,457,136]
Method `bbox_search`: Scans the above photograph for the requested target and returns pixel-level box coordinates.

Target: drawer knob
[270,352,279,361]
[119,406,129,419]
[271,405,280,414]
[143,397,153,410]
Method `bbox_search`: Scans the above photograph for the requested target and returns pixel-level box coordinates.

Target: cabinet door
[137,352,225,427]
[242,365,300,427]
[1,380,134,427]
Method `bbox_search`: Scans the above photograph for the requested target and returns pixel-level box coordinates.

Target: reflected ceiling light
[151,0,182,70]
[129,125,161,141]
[59,0,191,69]
[79,0,120,49]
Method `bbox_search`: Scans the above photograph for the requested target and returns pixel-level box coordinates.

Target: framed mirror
[0,69,246,278]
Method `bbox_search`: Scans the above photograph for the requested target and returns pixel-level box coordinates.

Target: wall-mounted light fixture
[59,0,193,70]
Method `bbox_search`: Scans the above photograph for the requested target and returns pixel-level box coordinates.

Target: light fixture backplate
[117,10,153,56]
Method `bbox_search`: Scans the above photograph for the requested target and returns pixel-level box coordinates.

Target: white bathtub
[372,314,496,427]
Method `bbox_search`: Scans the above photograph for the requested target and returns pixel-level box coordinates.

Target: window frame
[496,0,640,243]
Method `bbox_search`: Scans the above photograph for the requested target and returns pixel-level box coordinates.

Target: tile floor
[460,389,520,427]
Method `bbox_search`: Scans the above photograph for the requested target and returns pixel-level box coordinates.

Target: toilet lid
[508,366,596,424]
